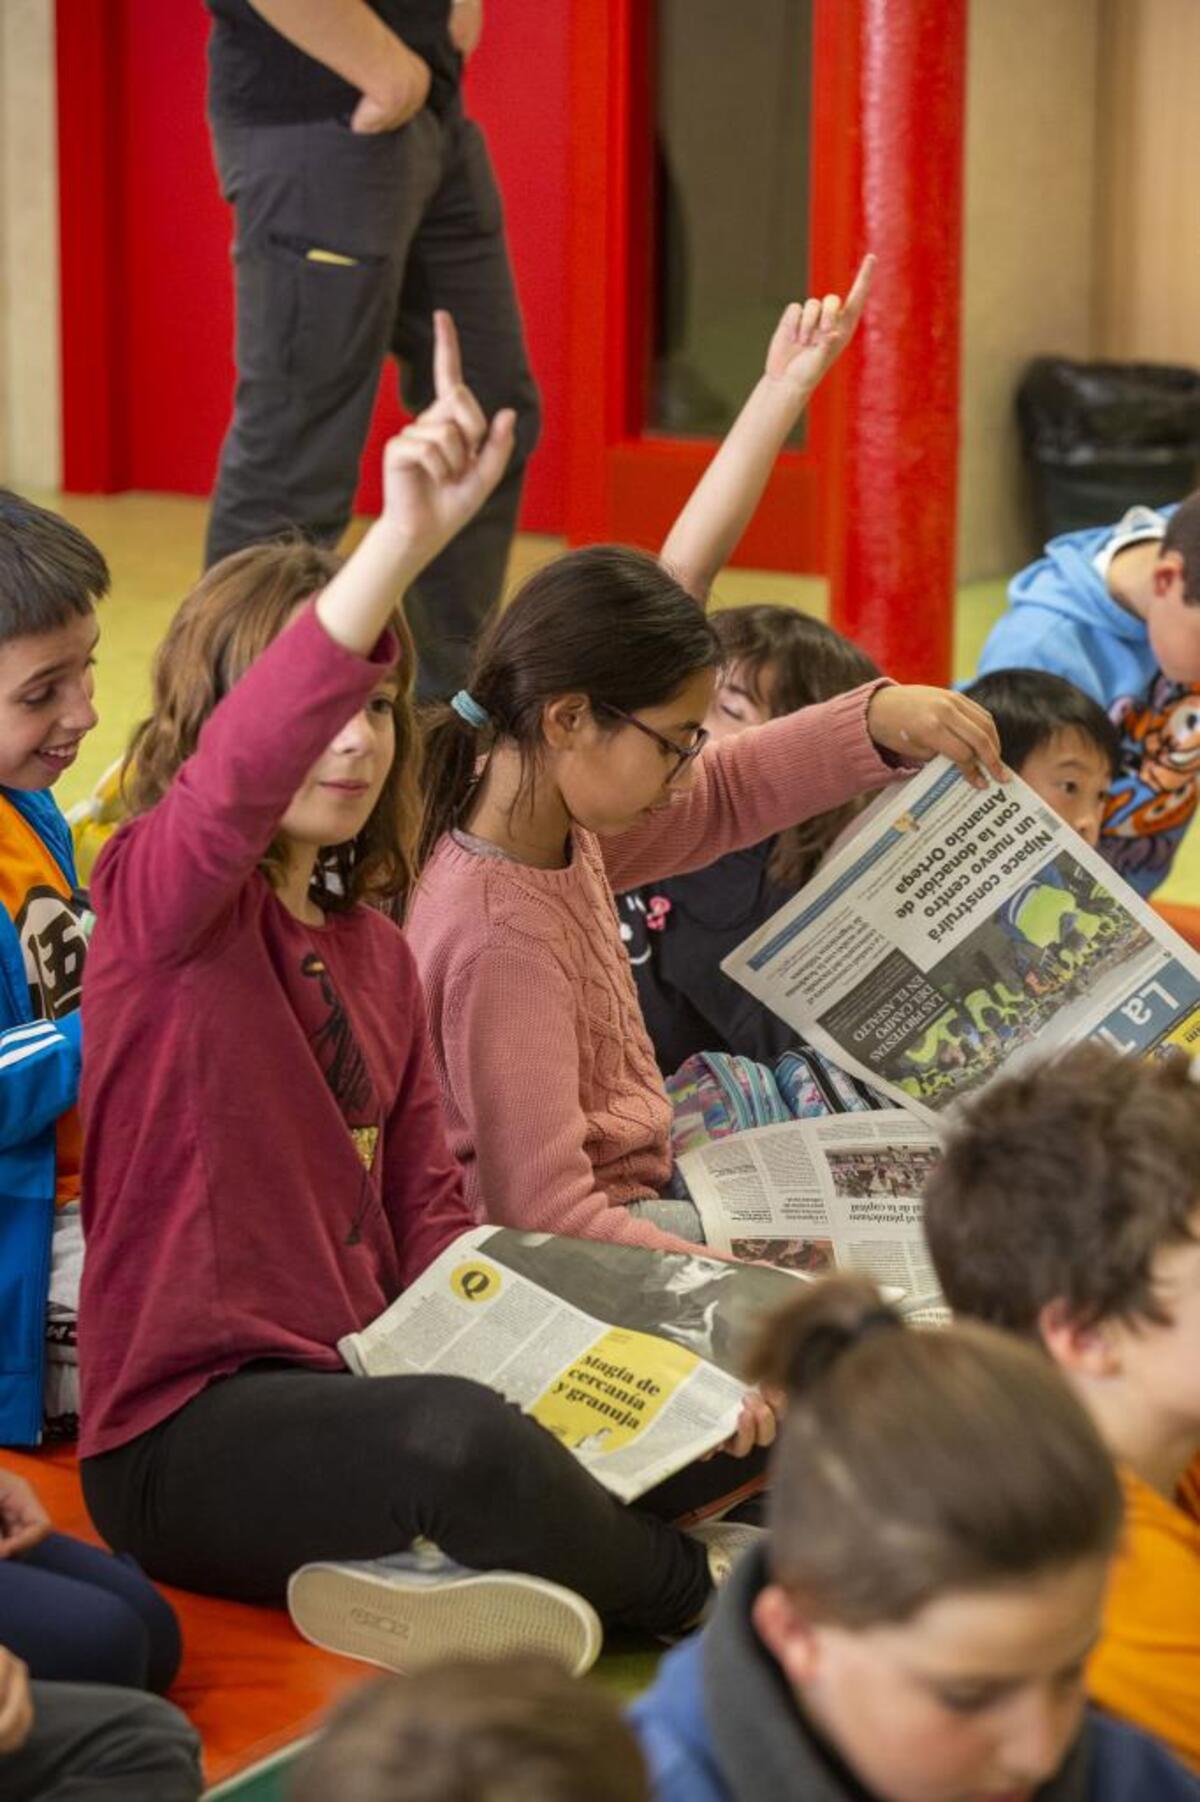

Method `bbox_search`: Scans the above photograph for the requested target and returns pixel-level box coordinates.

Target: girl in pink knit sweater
[406,274,1003,1257]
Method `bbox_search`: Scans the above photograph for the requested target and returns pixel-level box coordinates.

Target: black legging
[82,1367,716,1635]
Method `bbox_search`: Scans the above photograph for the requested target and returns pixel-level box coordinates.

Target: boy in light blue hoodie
[976,495,1200,897]
[0,491,107,1444]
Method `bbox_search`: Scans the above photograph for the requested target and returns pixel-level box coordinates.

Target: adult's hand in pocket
[449,0,484,58]
[352,40,431,133]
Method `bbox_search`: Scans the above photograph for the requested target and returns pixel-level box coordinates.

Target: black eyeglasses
[599,704,710,784]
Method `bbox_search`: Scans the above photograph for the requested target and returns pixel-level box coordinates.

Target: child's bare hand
[0,1468,51,1560]
[765,253,875,395]
[0,1649,32,1755]
[381,311,515,555]
[716,1388,778,1460]
[867,686,1004,790]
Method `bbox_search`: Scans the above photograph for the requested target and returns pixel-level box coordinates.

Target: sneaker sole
[287,1566,603,1678]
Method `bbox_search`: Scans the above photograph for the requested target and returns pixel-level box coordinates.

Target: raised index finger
[842,252,876,323]
[433,309,464,399]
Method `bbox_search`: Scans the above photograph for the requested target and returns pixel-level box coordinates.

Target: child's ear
[542,694,592,749]
[1152,549,1187,601]
[752,1583,821,1690]
[1038,1298,1122,1380]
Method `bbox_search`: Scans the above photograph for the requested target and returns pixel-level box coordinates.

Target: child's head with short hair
[1151,489,1200,682]
[706,605,882,887]
[741,1276,1121,1800]
[963,669,1118,848]
[289,1658,650,1802]
[924,1045,1200,1454]
[0,489,109,791]
[127,540,420,910]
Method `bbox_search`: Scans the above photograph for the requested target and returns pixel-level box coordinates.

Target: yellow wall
[1095,0,1200,362]
[0,0,60,490]
[958,0,1101,581]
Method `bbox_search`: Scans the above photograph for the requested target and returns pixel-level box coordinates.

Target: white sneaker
[287,1551,603,1678]
[687,1521,767,1590]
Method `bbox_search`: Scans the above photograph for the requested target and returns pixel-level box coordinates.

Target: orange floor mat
[1155,901,1200,951]
[3,1445,368,1788]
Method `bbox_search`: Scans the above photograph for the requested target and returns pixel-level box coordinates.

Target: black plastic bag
[1017,357,1200,539]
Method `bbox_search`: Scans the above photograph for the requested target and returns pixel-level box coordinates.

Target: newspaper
[679,1108,947,1320]
[339,1227,805,1505]
[723,759,1200,1128]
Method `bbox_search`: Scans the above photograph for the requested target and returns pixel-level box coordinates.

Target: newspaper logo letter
[452,1263,501,1304]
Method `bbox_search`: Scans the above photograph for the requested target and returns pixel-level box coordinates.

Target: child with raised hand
[406,265,1002,1256]
[76,315,759,1673]
[924,1043,1200,1772]
[630,1276,1200,1802]
[291,1658,649,1802]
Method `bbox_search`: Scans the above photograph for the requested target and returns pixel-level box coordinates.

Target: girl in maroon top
[78,319,765,1669]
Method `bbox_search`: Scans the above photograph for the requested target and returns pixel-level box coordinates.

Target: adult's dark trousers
[204,101,540,700]
[0,1533,180,1692]
[0,1683,201,1802]
[82,1368,713,1636]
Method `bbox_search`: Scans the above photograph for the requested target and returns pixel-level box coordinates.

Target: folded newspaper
[339,1227,805,1504]
[679,1108,947,1324]
[723,758,1200,1128]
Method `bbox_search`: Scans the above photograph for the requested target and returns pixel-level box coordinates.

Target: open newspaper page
[339,1227,803,1505]
[679,1109,948,1322]
[722,759,1200,1128]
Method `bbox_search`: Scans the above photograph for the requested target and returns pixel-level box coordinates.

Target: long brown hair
[746,1277,1122,1627]
[125,541,422,911]
[713,606,881,890]
[415,545,722,880]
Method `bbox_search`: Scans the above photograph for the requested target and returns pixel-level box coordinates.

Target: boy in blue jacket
[630,1277,1200,1802]
[976,496,1200,898]
[0,491,107,1444]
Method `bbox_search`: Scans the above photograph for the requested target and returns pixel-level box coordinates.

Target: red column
[825,0,968,684]
[56,0,128,492]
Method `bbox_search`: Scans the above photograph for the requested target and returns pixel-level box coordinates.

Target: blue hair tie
[450,689,491,731]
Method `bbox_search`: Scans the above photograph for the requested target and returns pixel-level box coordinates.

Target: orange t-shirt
[0,797,86,1204]
[1088,1455,1200,1772]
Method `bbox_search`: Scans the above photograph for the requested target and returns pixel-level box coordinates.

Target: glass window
[651,0,814,441]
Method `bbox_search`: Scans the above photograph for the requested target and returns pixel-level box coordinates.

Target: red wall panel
[58,2,570,533]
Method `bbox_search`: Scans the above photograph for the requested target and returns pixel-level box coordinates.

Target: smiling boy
[0,490,108,1444]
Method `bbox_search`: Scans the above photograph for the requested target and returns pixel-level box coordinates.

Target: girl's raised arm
[317,312,515,654]
[660,256,874,604]
[92,317,514,966]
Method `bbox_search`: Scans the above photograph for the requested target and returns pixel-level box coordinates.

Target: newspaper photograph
[722,759,1200,1127]
[678,1109,945,1316]
[339,1227,804,1504]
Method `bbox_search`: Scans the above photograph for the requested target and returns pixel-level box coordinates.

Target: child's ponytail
[753,1278,1122,1628]
[746,1275,901,1397]
[416,700,490,877]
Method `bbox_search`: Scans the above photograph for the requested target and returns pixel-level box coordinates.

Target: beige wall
[0,0,60,490]
[1095,0,1200,362]
[958,0,1101,581]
